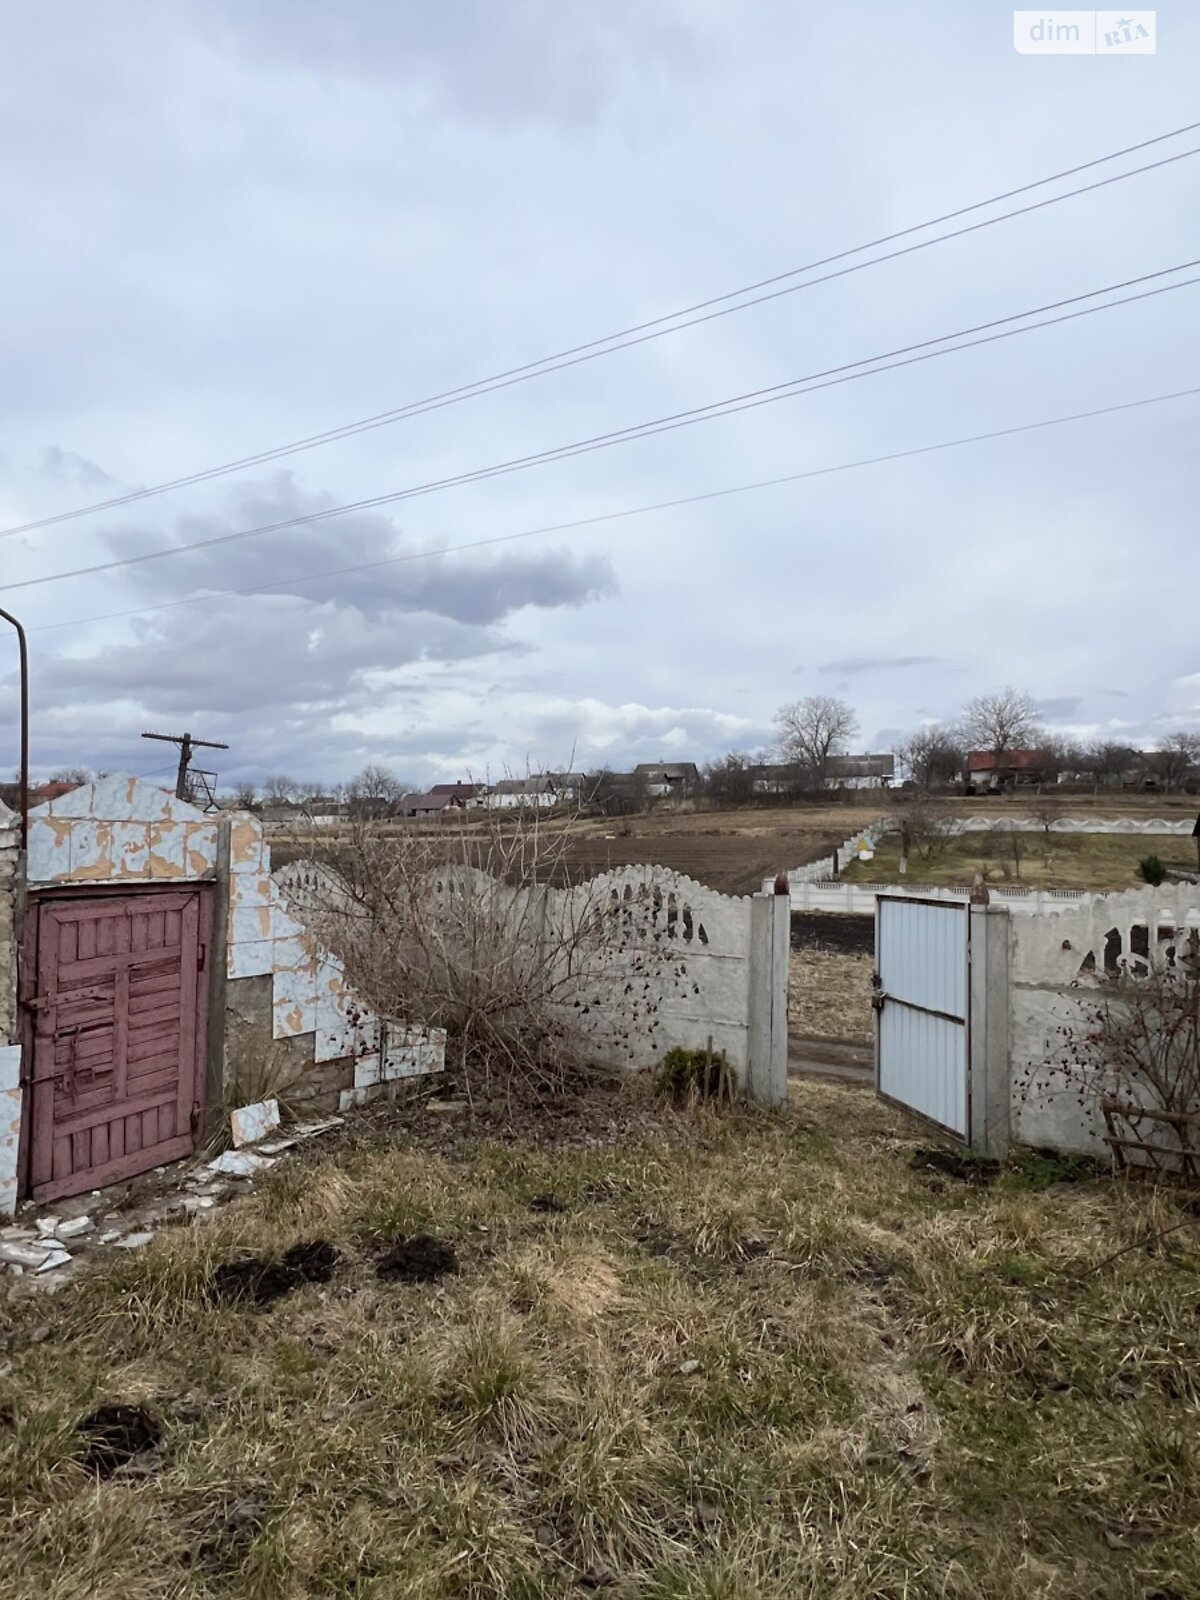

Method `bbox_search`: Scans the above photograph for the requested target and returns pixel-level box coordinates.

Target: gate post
[747,889,789,1106]
[968,903,1011,1157]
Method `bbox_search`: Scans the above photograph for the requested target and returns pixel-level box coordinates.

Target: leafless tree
[50,766,93,785]
[1082,740,1138,791]
[584,769,636,818]
[230,779,257,808]
[703,751,757,806]
[892,792,951,875]
[346,764,408,820]
[1152,732,1200,791]
[773,695,859,783]
[960,687,1041,755]
[1031,793,1062,837]
[896,724,964,790]
[262,774,297,803]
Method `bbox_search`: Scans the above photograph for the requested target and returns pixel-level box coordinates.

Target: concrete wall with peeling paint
[0,776,442,1211]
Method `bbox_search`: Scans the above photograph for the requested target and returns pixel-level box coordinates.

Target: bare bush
[892,793,951,875]
[278,807,697,1099]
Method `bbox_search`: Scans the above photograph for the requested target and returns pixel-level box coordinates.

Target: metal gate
[874,895,969,1137]
[24,888,211,1202]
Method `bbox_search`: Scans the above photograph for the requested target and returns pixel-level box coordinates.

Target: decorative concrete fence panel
[990,886,1200,1158]
[280,857,790,1106]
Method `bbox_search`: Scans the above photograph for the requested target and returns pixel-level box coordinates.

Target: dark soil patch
[791,911,875,956]
[910,1147,1000,1187]
[211,1239,340,1306]
[376,1233,459,1283]
[527,1193,565,1213]
[211,1259,296,1306]
[76,1403,161,1479]
[281,1239,339,1282]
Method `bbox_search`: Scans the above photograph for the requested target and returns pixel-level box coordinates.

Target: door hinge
[197,942,206,972]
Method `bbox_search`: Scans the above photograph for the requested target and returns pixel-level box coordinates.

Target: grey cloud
[819,655,938,675]
[41,446,115,490]
[105,473,615,623]
[205,0,697,128]
[34,594,520,716]
[1034,695,1084,722]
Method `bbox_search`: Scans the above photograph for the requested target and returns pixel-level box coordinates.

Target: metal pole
[0,604,28,852]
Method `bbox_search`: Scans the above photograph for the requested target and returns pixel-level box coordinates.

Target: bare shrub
[892,794,951,875]
[278,807,697,1098]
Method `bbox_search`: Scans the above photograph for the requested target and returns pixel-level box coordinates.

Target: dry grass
[2,1084,1199,1598]
[788,950,873,1043]
[844,830,1199,891]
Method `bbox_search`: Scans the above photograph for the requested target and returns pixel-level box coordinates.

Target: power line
[3,121,1198,542]
[25,383,1199,636]
[4,259,1197,596]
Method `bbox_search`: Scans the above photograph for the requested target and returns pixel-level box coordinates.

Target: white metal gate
[874,895,969,1137]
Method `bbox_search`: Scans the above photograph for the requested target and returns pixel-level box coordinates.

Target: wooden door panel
[27,889,210,1202]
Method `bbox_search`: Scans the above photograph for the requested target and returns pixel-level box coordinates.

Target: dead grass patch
[2,1081,1199,1597]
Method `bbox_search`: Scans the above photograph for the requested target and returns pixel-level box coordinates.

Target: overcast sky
[1,2,1197,791]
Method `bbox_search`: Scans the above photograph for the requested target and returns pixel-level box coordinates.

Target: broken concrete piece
[0,1241,55,1270]
[290,1117,343,1139]
[427,1099,467,1113]
[35,1218,59,1238]
[181,1195,217,1213]
[96,1230,123,1245]
[257,1138,297,1155]
[230,1098,281,1148]
[207,1150,276,1178]
[57,1216,94,1240]
[36,1248,72,1274]
[116,1232,155,1249]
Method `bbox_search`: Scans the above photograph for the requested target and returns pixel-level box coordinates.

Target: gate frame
[873,894,1012,1157]
[17,881,215,1203]
[874,892,972,1142]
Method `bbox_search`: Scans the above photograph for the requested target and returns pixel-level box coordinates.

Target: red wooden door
[27,890,211,1202]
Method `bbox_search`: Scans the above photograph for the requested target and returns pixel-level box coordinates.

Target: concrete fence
[949,814,1195,836]
[773,877,1093,916]
[948,885,1200,1159]
[281,859,791,1107]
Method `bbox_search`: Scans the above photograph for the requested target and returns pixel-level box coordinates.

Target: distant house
[400,791,466,818]
[632,762,700,798]
[825,754,895,789]
[481,775,577,810]
[965,750,1050,793]
[747,763,804,795]
[430,782,486,807]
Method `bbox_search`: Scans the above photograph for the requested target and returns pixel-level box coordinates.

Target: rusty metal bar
[0,603,28,851]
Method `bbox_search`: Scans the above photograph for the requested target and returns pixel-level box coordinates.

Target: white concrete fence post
[747,888,789,1106]
[967,903,1012,1158]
